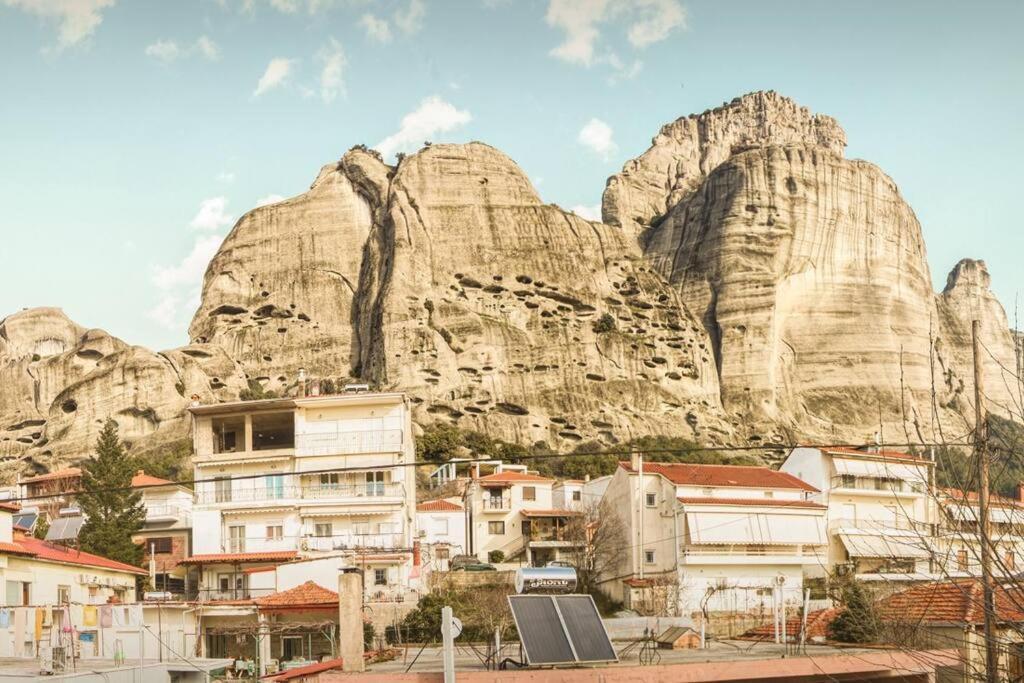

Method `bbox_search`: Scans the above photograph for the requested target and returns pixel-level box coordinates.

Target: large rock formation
[0,308,246,469]
[3,91,1020,470]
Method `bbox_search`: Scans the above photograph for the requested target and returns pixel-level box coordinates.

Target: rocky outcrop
[0,308,246,469]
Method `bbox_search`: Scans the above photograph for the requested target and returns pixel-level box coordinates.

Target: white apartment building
[935,487,1024,579]
[185,392,416,602]
[781,446,936,583]
[415,499,465,570]
[465,471,582,566]
[599,457,827,615]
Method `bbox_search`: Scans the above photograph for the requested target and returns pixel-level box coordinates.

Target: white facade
[553,481,584,509]
[187,393,416,600]
[598,458,826,615]
[935,489,1024,580]
[781,446,936,582]
[415,499,466,566]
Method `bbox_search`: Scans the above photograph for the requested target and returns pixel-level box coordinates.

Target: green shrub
[488,550,505,564]
[592,313,616,334]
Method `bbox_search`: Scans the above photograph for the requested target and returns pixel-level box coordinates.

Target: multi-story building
[415,499,465,570]
[130,470,193,597]
[465,471,582,566]
[599,457,827,615]
[17,467,82,523]
[935,487,1024,579]
[184,392,416,601]
[780,446,936,583]
[553,480,584,509]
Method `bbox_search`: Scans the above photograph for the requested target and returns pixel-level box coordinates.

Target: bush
[592,313,616,334]
[829,580,880,643]
[488,550,505,564]
[363,621,376,650]
[239,378,278,402]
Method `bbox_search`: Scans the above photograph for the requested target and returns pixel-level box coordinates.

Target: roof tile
[619,461,818,492]
[178,551,297,565]
[255,580,338,609]
[677,497,826,509]
[9,535,147,574]
[416,499,463,512]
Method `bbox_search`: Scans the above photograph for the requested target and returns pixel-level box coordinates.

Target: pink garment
[99,605,113,628]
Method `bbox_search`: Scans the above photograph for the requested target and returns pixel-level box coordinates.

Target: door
[215,477,232,503]
[265,474,285,500]
[365,471,385,496]
[228,525,245,553]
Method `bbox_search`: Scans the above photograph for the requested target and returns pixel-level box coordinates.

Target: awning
[299,509,392,517]
[195,455,292,467]
[838,533,931,559]
[833,457,927,484]
[686,512,827,545]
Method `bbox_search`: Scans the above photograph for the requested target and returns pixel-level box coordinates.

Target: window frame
[645,492,657,508]
[522,486,536,501]
[644,549,656,564]
[488,520,505,535]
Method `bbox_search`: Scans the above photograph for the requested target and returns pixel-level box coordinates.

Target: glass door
[365,471,385,496]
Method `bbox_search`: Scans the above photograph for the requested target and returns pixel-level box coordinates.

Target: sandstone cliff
[2,91,1019,471]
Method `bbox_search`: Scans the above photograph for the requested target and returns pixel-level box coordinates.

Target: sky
[1,0,1022,351]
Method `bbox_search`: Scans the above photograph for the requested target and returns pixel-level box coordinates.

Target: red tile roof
[677,497,826,509]
[824,447,927,462]
[8,534,147,574]
[417,499,463,512]
[0,541,35,556]
[877,579,1024,625]
[178,551,298,565]
[619,461,818,492]
[266,657,344,681]
[740,608,842,641]
[477,471,553,484]
[0,501,21,512]
[21,467,81,484]
[131,471,176,488]
[519,509,583,517]
[940,488,1024,509]
[255,581,338,610]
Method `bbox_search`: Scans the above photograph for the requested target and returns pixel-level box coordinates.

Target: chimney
[413,540,421,568]
[1017,483,1024,503]
[630,449,641,471]
[137,470,144,477]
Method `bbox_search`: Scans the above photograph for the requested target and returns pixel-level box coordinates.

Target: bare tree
[562,501,625,596]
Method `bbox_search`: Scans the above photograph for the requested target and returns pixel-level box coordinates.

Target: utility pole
[973,319,998,682]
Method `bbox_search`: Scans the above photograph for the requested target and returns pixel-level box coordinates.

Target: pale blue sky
[2,0,1022,350]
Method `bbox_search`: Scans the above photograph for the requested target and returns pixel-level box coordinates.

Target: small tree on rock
[78,420,146,566]
[828,579,880,643]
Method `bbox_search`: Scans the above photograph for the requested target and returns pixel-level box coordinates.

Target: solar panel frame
[45,515,84,542]
[507,594,617,666]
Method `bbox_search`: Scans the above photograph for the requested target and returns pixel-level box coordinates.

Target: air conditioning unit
[417,530,427,538]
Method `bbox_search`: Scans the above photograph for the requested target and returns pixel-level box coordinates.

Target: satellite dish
[451,617,463,640]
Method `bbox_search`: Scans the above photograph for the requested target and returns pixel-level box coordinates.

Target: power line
[5,441,969,505]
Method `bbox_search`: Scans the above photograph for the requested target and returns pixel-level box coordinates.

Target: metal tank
[514,566,578,594]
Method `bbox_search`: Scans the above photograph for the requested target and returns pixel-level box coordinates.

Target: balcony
[830,476,925,496]
[365,586,415,603]
[302,533,405,552]
[302,482,405,502]
[829,517,930,534]
[192,587,276,602]
[680,544,826,565]
[223,536,299,554]
[196,482,405,506]
[144,504,191,526]
[295,429,404,456]
[481,496,511,512]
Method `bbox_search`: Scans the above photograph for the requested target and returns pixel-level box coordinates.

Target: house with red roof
[781,446,937,583]
[465,470,583,566]
[598,454,827,615]
[415,498,465,570]
[935,487,1024,580]
[128,469,195,598]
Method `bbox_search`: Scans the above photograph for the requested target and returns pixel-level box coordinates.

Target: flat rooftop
[0,657,232,679]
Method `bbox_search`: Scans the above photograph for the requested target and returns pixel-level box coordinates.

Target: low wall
[603,616,694,641]
[428,570,515,592]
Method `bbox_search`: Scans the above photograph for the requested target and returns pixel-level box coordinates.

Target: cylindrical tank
[514,566,578,594]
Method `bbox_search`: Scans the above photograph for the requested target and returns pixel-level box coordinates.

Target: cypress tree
[828,579,881,643]
[77,419,146,566]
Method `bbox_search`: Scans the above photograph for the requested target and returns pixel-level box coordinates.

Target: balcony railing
[196,483,405,505]
[830,477,925,495]
[365,586,415,603]
[482,496,511,511]
[681,544,825,557]
[191,587,277,602]
[295,429,404,456]
[829,517,929,533]
[144,504,191,524]
[303,533,405,551]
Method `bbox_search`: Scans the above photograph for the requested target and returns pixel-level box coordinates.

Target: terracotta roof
[677,497,826,509]
[619,461,818,492]
[131,470,176,488]
[477,471,553,484]
[417,499,463,512]
[178,551,298,565]
[0,501,21,512]
[255,581,338,609]
[740,608,842,641]
[519,509,583,517]
[940,487,1024,509]
[823,446,927,462]
[243,565,277,575]
[21,467,81,484]
[0,541,35,556]
[266,657,344,681]
[877,579,1024,625]
[8,534,147,574]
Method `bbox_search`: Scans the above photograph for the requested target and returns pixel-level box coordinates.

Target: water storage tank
[514,566,578,594]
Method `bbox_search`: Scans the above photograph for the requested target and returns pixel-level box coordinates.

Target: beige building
[935,487,1024,580]
[186,392,417,603]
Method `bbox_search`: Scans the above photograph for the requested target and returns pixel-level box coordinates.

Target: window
[150,537,173,554]
[57,585,70,604]
[281,635,304,661]
[572,490,581,502]
[354,522,370,536]
[214,477,232,503]
[6,581,28,606]
[366,471,386,496]
[88,586,98,601]
[207,634,229,658]
[839,474,856,489]
[266,525,284,540]
[320,473,341,488]
[957,549,969,572]
[228,525,245,553]
[644,550,655,564]
[314,523,333,538]
[489,521,505,535]
[435,546,450,560]
[265,474,285,499]
[522,486,536,501]
[645,493,656,507]
[212,416,244,454]
[374,568,388,586]
[218,573,245,594]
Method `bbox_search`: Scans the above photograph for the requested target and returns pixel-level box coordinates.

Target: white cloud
[570,204,602,221]
[545,0,684,68]
[217,171,236,183]
[145,35,221,63]
[360,13,392,43]
[190,197,234,231]
[318,38,346,103]
[393,0,424,35]
[144,39,181,62]
[253,57,295,97]
[269,0,298,11]
[148,234,223,330]
[578,118,616,159]
[256,194,285,207]
[375,95,472,161]
[4,0,116,50]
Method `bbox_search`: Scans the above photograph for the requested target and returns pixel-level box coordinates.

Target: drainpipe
[673,505,682,616]
[638,451,645,580]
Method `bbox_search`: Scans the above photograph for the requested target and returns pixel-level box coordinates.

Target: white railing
[224,536,298,554]
[365,586,414,603]
[145,504,191,524]
[196,482,405,505]
[681,545,825,557]
[829,518,928,533]
[296,429,404,456]
[303,533,405,552]
[302,483,405,500]
[482,496,511,511]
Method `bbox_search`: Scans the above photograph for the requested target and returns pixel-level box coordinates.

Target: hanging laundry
[0,608,10,629]
[100,605,113,628]
[83,606,98,627]
[112,606,128,627]
[127,605,143,627]
[13,609,26,651]
[34,608,43,642]
[41,608,52,626]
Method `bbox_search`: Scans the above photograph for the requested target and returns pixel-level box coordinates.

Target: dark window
[489,521,505,535]
[522,486,536,501]
[149,537,173,554]
[572,490,581,502]
[374,568,387,586]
